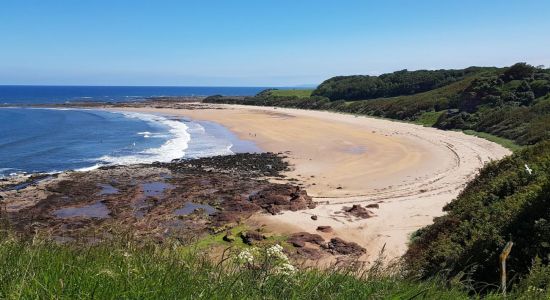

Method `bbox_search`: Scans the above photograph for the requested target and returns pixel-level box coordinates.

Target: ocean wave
[184,122,234,158]
[96,111,191,165]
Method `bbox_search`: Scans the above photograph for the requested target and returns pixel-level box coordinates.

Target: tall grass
[0,236,492,299]
[462,129,524,152]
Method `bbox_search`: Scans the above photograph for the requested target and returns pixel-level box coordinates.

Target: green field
[463,129,524,152]
[269,89,313,98]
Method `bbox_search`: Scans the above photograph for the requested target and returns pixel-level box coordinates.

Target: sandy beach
[114,104,511,263]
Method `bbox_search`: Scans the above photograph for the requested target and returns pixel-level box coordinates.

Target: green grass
[414,111,446,126]
[0,235,516,299]
[463,129,524,152]
[269,89,313,98]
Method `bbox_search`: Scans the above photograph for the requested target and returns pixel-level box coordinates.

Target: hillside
[406,141,550,288]
[312,67,490,100]
[205,63,550,147]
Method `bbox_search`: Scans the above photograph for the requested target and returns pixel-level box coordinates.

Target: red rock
[288,232,325,247]
[327,237,366,255]
[316,226,333,233]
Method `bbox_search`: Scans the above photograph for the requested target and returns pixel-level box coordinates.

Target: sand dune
[115,104,511,263]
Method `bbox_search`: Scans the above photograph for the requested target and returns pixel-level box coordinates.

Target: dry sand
[114,104,511,263]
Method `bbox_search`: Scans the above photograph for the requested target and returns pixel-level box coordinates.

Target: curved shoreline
[111,103,511,263]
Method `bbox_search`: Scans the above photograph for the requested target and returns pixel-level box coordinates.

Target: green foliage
[405,141,550,288]
[413,111,446,127]
[462,130,523,152]
[312,67,488,101]
[437,94,550,145]
[0,237,480,299]
[502,63,536,82]
[266,89,313,98]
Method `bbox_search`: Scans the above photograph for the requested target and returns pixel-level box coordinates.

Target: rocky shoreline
[0,152,366,261]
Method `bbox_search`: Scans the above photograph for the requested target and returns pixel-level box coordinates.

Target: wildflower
[266,244,289,263]
[236,249,255,264]
[275,263,297,276]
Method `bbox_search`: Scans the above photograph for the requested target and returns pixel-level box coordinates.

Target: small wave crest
[96,112,191,166]
[183,122,235,158]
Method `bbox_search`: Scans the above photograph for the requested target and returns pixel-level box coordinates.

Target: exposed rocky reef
[0,153,314,245]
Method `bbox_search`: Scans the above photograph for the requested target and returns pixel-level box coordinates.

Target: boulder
[223,231,235,242]
[343,204,373,219]
[316,226,333,233]
[326,237,366,256]
[288,232,325,247]
[240,231,265,245]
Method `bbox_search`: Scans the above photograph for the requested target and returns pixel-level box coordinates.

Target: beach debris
[311,215,318,220]
[366,203,379,209]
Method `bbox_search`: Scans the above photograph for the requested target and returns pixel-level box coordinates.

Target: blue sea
[0,86,264,177]
[0,85,270,104]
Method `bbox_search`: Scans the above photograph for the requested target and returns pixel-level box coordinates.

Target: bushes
[405,141,550,287]
[311,67,487,101]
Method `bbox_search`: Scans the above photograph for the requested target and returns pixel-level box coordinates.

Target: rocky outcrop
[248,185,316,215]
[316,226,333,233]
[342,204,373,219]
[325,237,366,256]
[288,232,325,247]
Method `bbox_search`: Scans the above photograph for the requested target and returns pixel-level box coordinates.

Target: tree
[502,63,536,81]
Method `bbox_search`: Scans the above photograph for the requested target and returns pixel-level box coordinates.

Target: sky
[0,0,549,86]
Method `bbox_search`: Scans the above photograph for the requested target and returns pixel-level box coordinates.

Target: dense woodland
[311,67,488,100]
[205,63,550,293]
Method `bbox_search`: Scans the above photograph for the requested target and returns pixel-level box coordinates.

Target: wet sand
[113,104,511,263]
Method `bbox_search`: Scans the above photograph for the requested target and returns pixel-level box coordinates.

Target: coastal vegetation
[311,67,489,100]
[264,89,313,98]
[0,235,537,299]
[203,62,550,295]
[406,141,550,290]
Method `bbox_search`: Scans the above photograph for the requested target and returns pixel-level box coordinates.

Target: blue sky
[1,0,549,86]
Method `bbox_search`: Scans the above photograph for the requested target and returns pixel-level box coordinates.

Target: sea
[0,85,269,177]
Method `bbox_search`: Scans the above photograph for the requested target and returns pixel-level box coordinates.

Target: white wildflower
[236,249,255,264]
[266,244,289,263]
[275,263,297,276]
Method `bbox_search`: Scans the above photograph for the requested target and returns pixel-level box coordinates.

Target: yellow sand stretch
[114,104,511,264]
